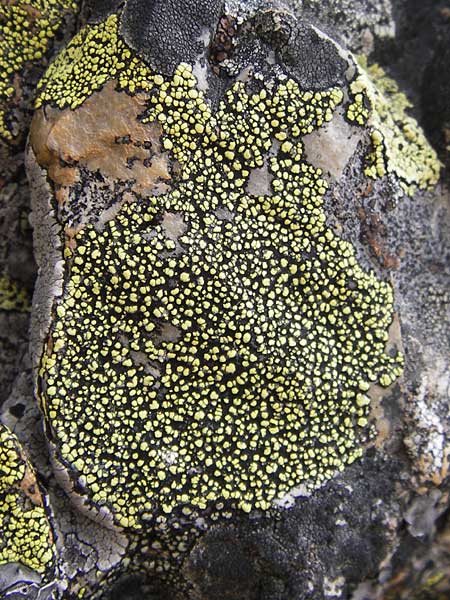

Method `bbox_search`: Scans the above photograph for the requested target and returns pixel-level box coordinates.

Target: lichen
[35,13,154,110]
[0,0,78,142]
[0,275,30,312]
[346,57,441,195]
[0,422,54,573]
[36,14,404,530]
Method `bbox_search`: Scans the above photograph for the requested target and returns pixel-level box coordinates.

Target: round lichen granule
[39,73,403,529]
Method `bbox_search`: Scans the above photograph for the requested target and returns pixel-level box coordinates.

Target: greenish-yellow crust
[36,16,404,529]
[0,422,54,573]
[346,57,441,195]
[0,0,78,142]
[0,275,30,312]
[35,14,154,110]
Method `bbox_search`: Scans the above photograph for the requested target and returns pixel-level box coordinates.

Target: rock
[0,1,449,599]
[0,0,80,446]
[0,422,55,584]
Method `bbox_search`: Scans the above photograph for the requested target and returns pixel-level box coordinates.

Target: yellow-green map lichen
[36,15,405,529]
[346,57,441,195]
[35,13,154,110]
[0,422,54,572]
[0,0,78,142]
[0,275,30,312]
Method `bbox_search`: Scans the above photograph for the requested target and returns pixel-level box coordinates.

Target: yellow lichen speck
[35,15,406,529]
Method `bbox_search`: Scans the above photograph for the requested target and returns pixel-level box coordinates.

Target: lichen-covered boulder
[0,0,449,599]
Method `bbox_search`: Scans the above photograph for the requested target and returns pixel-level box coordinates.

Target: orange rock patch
[30,80,173,194]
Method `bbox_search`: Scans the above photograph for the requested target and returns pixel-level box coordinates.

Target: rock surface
[0,1,449,599]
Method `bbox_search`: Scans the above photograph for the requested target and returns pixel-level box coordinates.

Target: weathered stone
[0,1,449,599]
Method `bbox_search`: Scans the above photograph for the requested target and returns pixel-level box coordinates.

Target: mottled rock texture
[0,1,449,599]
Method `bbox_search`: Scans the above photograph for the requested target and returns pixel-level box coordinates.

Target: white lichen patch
[273,483,311,509]
[404,357,450,485]
[323,575,346,598]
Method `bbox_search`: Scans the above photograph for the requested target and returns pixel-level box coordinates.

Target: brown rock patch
[30,80,173,195]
